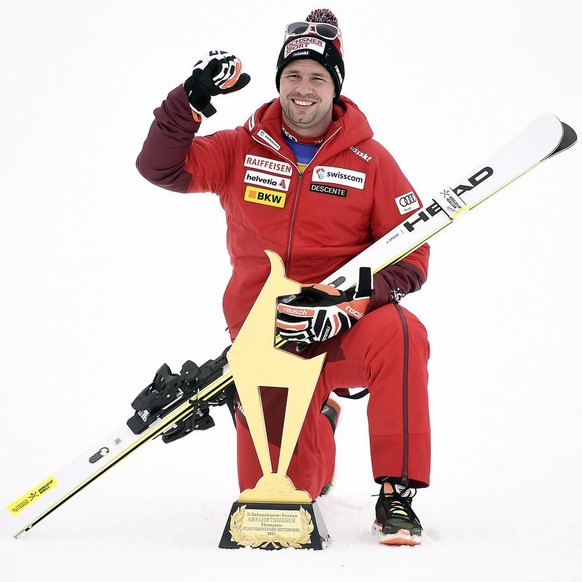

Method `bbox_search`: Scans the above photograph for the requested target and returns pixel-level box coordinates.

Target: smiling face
[278,59,335,138]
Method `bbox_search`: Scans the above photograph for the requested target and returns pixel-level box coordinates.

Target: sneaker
[373,482,422,546]
[319,397,341,496]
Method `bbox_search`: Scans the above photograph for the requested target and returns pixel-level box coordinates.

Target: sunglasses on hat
[284,21,341,42]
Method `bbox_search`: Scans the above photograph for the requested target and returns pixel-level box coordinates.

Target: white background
[1,0,581,580]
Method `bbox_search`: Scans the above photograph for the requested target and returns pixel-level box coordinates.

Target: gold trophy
[219,250,330,550]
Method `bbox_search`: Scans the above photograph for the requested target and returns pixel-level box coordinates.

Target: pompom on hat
[275,8,345,99]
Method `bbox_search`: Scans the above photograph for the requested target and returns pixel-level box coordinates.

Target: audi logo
[399,193,417,206]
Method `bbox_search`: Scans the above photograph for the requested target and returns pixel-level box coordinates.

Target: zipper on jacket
[251,135,300,268]
[251,126,342,272]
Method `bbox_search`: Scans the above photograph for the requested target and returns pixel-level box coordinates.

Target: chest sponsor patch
[257,129,281,151]
[312,166,366,190]
[244,186,287,209]
[309,184,347,197]
[244,154,292,176]
[244,170,290,192]
[395,191,421,215]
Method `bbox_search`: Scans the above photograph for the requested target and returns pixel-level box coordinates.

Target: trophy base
[219,501,330,550]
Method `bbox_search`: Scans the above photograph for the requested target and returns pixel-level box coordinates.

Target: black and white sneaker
[373,482,422,546]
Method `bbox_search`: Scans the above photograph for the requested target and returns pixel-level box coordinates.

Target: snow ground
[1,1,581,580]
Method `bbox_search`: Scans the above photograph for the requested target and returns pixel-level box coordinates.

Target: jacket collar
[245,96,373,160]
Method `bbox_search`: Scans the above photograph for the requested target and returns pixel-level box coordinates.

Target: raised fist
[184,50,251,118]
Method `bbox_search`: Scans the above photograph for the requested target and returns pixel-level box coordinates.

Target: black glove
[184,50,251,119]
[276,268,374,344]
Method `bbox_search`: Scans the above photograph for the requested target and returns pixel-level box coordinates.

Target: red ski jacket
[137,87,429,338]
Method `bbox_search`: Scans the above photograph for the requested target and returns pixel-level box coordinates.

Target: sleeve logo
[395,191,420,214]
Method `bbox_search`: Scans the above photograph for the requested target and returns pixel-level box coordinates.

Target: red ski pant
[234,303,431,499]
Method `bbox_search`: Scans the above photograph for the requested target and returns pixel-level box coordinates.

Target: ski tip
[560,121,577,149]
[548,119,577,158]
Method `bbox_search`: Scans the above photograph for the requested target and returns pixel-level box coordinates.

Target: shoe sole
[372,521,422,546]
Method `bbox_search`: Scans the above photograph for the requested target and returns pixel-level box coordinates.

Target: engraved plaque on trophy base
[219,501,330,550]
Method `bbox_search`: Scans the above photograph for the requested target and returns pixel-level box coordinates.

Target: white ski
[322,113,574,289]
[0,113,576,538]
